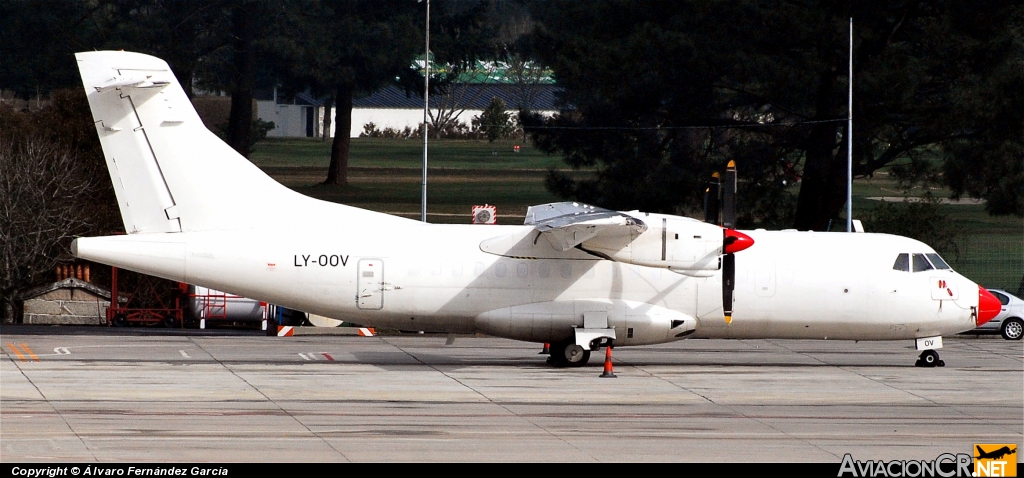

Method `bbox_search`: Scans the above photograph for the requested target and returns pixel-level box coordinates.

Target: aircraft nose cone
[723,229,754,254]
[977,286,1000,326]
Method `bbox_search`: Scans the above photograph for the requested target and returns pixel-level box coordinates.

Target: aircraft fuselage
[74,224,980,346]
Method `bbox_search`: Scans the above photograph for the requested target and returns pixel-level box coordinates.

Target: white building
[258,84,560,138]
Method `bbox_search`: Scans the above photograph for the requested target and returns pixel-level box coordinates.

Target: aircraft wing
[483,201,725,272]
[525,202,646,252]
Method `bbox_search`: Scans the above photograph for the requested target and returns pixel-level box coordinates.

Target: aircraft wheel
[1000,318,1023,340]
[916,349,940,368]
[550,341,591,368]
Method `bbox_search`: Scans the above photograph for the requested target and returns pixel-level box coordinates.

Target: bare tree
[503,54,551,113]
[427,61,501,138]
[0,139,100,323]
[424,55,552,139]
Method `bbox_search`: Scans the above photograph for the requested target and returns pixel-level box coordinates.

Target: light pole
[847,17,853,232]
[420,0,430,223]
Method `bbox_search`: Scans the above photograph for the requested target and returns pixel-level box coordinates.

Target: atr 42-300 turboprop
[72,51,1000,367]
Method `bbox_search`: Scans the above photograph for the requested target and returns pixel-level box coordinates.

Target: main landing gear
[915,349,945,368]
[546,340,591,368]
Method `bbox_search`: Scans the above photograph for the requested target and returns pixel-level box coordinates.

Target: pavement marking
[6,342,26,361]
[54,347,71,355]
[298,353,316,361]
[21,343,39,362]
[322,353,335,361]
[179,350,190,358]
[6,343,39,362]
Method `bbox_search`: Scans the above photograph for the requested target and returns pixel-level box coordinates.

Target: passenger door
[357,259,384,310]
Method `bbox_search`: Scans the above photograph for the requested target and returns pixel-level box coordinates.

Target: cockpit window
[926,253,951,270]
[893,253,910,272]
[912,253,934,272]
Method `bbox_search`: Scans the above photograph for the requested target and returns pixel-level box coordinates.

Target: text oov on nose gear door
[357,258,384,310]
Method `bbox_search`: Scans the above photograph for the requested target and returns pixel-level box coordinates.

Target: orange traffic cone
[600,345,616,378]
[540,343,550,355]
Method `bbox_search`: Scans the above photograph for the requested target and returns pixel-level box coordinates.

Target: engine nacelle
[581,213,723,272]
[474,299,697,345]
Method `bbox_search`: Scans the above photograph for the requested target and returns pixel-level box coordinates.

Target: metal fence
[950,233,1024,296]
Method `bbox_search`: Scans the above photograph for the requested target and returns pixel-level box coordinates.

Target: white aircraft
[72,51,1000,367]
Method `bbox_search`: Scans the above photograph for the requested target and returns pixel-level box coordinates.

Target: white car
[975,289,1024,340]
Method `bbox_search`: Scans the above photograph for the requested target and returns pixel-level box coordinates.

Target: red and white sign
[472,205,497,224]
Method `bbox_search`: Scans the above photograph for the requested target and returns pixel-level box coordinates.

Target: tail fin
[76,51,405,234]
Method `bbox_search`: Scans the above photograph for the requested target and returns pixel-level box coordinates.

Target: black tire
[918,350,939,368]
[549,341,591,368]
[162,315,179,328]
[112,314,128,327]
[1000,318,1023,340]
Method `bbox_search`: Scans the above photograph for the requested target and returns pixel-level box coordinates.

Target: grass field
[251,137,562,170]
[251,137,575,222]
[920,203,1022,293]
[851,173,1023,292]
[250,137,1023,292]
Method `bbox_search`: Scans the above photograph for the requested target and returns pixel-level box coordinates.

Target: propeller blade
[704,172,720,224]
[720,161,743,324]
[722,249,735,324]
[722,160,736,229]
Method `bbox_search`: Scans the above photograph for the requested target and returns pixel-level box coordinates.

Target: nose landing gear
[915,349,945,367]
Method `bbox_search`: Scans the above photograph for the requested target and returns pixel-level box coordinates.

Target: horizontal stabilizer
[92,75,170,92]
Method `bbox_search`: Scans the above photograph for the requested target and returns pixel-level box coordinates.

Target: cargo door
[357,259,384,310]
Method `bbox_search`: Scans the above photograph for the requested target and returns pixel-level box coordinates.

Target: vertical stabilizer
[76,51,410,234]
[77,52,183,233]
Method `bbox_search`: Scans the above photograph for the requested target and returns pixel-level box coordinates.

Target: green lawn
[252,137,584,224]
[251,137,1023,292]
[847,172,1023,291]
[933,204,1023,292]
[251,137,563,170]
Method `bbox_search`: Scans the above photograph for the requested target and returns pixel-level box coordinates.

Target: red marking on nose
[723,229,754,254]
[977,286,1000,326]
